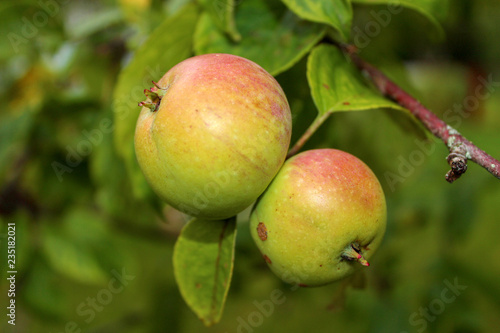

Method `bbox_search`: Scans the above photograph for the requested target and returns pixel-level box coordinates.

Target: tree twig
[340,44,500,183]
[287,112,331,159]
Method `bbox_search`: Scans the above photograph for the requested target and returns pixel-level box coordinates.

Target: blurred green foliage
[1,0,500,332]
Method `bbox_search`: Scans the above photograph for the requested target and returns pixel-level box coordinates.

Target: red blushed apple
[250,149,387,286]
[135,54,292,220]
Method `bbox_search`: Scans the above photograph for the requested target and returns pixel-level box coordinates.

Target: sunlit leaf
[119,0,152,22]
[66,7,124,39]
[173,217,236,326]
[281,0,352,41]
[307,44,408,115]
[194,0,325,76]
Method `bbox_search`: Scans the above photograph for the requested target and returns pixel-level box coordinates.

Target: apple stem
[152,80,163,90]
[151,81,169,97]
[138,99,159,112]
[139,83,166,112]
[341,243,370,267]
[287,112,331,159]
[144,88,159,101]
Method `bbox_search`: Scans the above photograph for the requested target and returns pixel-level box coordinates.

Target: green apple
[135,54,292,220]
[250,149,387,286]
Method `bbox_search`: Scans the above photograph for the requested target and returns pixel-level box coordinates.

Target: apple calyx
[341,242,370,267]
[138,81,167,112]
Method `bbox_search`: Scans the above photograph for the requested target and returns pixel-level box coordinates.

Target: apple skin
[250,149,387,286]
[134,54,292,220]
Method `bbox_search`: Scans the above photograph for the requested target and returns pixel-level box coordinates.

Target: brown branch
[340,44,500,183]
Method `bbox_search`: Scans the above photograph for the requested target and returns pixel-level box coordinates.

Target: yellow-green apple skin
[250,149,387,286]
[134,54,292,220]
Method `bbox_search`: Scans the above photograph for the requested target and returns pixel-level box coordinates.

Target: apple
[250,149,387,286]
[134,54,292,220]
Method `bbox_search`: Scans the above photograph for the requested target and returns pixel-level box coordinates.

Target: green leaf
[352,0,448,35]
[41,215,109,285]
[66,7,124,39]
[112,3,199,199]
[194,0,325,76]
[307,44,407,115]
[61,208,108,244]
[198,0,241,41]
[0,110,35,176]
[281,0,352,41]
[173,217,237,326]
[23,260,68,320]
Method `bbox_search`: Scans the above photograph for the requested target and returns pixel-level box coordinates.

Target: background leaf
[0,111,34,176]
[112,3,199,199]
[281,0,352,41]
[352,0,449,36]
[22,261,69,320]
[42,226,109,285]
[198,0,241,41]
[65,7,124,39]
[194,0,325,76]
[173,217,237,326]
[307,44,408,115]
[40,208,118,285]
